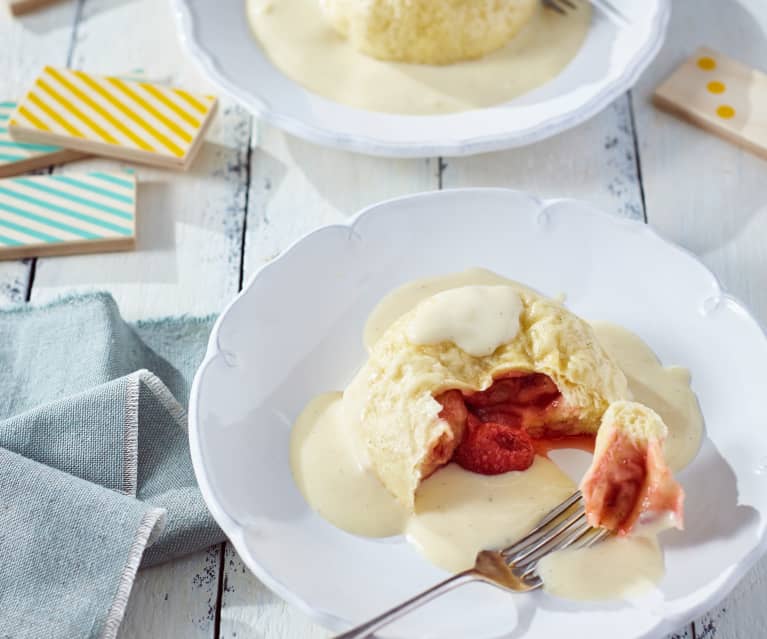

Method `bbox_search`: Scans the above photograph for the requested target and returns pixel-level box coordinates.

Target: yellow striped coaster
[8,67,217,170]
[0,170,137,260]
[654,47,767,160]
[0,101,87,177]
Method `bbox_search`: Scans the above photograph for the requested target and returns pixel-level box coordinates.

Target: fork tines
[543,0,631,27]
[542,0,577,14]
[501,491,610,577]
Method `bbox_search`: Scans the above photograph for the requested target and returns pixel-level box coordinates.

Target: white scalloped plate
[190,189,767,638]
[172,0,669,157]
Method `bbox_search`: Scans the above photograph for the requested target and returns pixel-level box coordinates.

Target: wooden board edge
[7,124,190,170]
[9,0,64,17]
[0,149,89,178]
[180,99,218,170]
[0,236,135,260]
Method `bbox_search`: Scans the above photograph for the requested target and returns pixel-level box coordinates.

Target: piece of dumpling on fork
[580,400,685,536]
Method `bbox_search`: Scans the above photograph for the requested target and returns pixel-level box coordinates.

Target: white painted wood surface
[440,94,644,221]
[632,2,767,637]
[1,0,764,637]
[0,0,77,304]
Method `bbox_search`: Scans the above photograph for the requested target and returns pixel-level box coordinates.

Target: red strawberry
[453,415,535,474]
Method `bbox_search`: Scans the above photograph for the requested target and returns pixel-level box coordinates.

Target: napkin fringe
[123,370,189,495]
[101,507,167,639]
[124,375,140,496]
[137,369,188,431]
[0,291,215,327]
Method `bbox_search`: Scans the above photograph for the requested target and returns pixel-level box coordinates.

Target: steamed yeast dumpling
[319,0,539,65]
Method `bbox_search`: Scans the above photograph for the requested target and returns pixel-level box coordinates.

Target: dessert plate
[190,189,767,639]
[172,0,669,157]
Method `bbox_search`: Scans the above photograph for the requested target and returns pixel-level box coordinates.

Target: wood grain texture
[0,0,77,304]
[220,545,329,639]
[119,546,224,639]
[22,0,251,637]
[441,94,645,222]
[242,124,436,274]
[632,1,767,637]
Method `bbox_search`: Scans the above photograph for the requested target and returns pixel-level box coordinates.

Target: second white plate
[173,0,669,157]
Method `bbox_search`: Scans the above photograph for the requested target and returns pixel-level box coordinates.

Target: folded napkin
[0,293,224,639]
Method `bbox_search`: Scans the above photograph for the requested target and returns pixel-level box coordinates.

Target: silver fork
[543,0,630,27]
[333,490,610,639]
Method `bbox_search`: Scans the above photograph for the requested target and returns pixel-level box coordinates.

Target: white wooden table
[1,0,765,637]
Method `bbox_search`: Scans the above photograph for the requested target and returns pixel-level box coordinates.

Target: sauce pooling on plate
[246,0,592,115]
[289,269,704,600]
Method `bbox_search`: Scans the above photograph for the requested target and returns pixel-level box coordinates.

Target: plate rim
[171,0,671,158]
[189,187,767,637]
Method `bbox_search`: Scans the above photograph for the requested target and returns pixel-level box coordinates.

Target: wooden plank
[0,256,29,303]
[441,95,645,221]
[0,0,78,304]
[631,0,767,637]
[23,0,251,637]
[119,546,224,639]
[242,125,437,273]
[221,124,437,637]
[219,545,328,639]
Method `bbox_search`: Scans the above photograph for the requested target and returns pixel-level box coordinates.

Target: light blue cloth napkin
[0,293,224,639]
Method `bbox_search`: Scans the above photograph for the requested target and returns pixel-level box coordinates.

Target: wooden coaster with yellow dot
[653,46,767,160]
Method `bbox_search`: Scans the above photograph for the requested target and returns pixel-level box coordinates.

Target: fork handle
[332,570,477,639]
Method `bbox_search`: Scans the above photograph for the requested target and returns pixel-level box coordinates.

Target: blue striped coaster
[0,101,87,178]
[0,170,136,260]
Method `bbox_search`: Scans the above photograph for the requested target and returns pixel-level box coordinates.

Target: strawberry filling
[464,372,563,430]
[580,431,684,535]
[436,371,591,476]
[580,432,647,532]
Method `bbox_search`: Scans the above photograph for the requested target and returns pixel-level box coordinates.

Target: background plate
[190,189,767,638]
[173,0,670,157]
